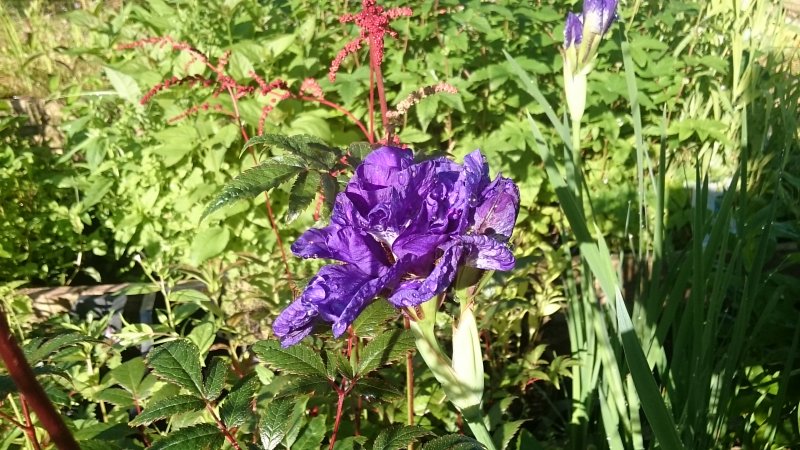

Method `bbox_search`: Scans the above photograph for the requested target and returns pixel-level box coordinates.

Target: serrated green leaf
[515,430,545,450]
[149,423,224,450]
[147,340,204,397]
[492,420,526,450]
[221,374,260,428]
[243,134,337,169]
[276,378,334,399]
[346,142,373,166]
[421,434,484,450]
[252,340,329,379]
[202,155,306,219]
[373,425,433,450]
[356,330,415,376]
[25,333,88,363]
[282,395,310,448]
[352,301,399,338]
[292,414,327,449]
[287,170,321,222]
[318,173,339,221]
[129,395,205,426]
[351,378,402,400]
[111,357,146,394]
[335,435,369,450]
[104,67,141,106]
[96,387,134,406]
[259,398,293,450]
[336,352,355,379]
[203,357,228,401]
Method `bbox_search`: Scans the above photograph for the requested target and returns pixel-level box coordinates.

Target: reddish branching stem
[0,308,80,450]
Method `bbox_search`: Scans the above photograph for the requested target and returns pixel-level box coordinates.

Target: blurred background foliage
[0,0,798,448]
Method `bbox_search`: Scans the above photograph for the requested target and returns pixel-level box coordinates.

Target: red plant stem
[369,48,389,135]
[225,85,294,290]
[368,62,376,142]
[20,397,43,450]
[296,95,372,143]
[0,308,80,450]
[205,403,243,450]
[0,409,24,429]
[328,389,347,450]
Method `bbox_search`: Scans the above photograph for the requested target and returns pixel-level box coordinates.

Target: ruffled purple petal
[460,235,515,271]
[273,264,374,347]
[272,298,318,347]
[331,259,410,337]
[291,226,389,275]
[388,243,465,307]
[472,176,521,241]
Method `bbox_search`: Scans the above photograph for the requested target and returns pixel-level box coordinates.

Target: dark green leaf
[286,170,321,223]
[356,330,415,376]
[346,142,373,166]
[259,398,293,450]
[129,395,205,426]
[221,374,260,429]
[276,378,334,399]
[25,333,89,363]
[351,378,402,400]
[149,423,224,450]
[203,357,228,402]
[351,301,399,338]
[110,357,146,394]
[292,414,327,449]
[243,134,337,169]
[335,435,369,450]
[252,340,329,379]
[373,425,433,450]
[202,155,306,219]
[336,352,355,380]
[491,420,526,450]
[96,387,134,406]
[319,172,339,220]
[421,434,484,450]
[147,340,205,397]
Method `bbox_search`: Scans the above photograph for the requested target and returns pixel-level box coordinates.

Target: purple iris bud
[564,12,583,48]
[564,0,617,49]
[272,146,521,347]
[583,0,618,35]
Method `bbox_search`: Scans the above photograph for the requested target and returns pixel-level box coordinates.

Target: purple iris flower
[272,146,520,347]
[564,0,618,49]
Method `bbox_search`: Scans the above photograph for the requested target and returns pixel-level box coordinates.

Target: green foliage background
[0,0,799,449]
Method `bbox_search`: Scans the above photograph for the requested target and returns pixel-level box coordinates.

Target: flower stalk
[406,297,497,450]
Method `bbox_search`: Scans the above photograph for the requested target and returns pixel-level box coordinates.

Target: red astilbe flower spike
[328,0,412,82]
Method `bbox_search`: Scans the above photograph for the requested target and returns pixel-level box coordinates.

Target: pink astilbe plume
[328,0,412,82]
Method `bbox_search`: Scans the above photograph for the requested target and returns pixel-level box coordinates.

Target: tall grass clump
[507,0,800,447]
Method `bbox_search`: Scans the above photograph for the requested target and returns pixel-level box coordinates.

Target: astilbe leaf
[356,329,416,376]
[220,374,260,429]
[251,340,329,379]
[421,435,485,450]
[259,398,293,450]
[201,154,306,219]
[146,339,205,397]
[149,423,224,450]
[129,395,205,426]
[351,301,399,338]
[202,357,228,402]
[24,333,92,364]
[244,133,340,169]
[373,425,433,450]
[287,170,322,223]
